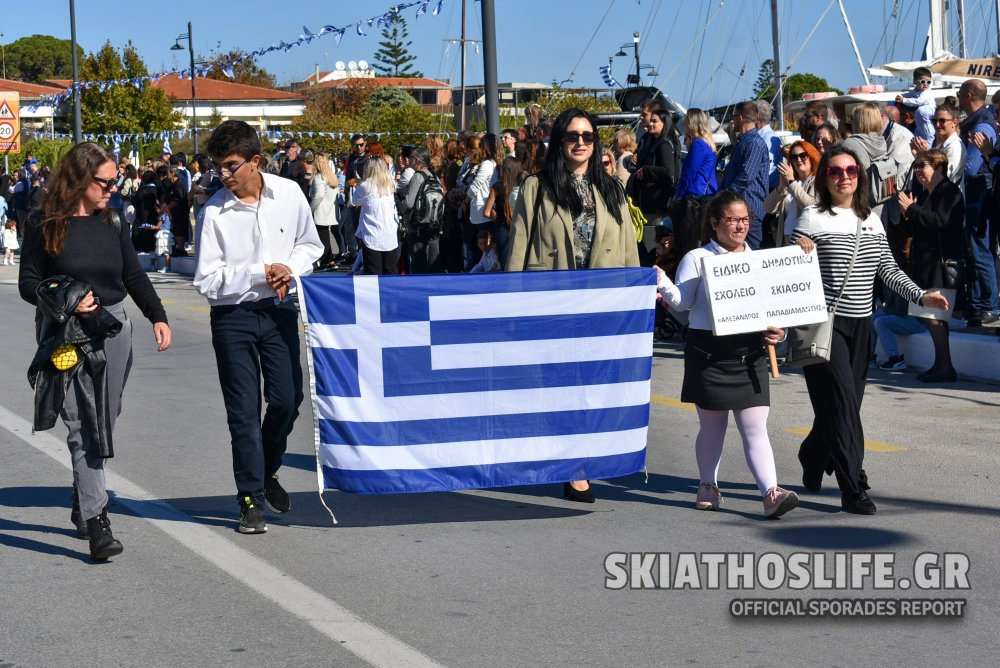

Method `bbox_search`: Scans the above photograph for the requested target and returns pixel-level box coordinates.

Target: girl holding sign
[655,191,799,519]
[791,146,949,515]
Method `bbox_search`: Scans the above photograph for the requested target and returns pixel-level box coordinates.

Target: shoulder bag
[784,215,863,367]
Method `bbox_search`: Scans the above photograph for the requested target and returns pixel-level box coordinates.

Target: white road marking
[0,405,444,668]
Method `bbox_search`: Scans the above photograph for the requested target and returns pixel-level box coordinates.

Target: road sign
[0,92,21,154]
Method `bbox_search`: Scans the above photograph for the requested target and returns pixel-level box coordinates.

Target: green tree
[371,15,423,77]
[363,86,419,112]
[21,137,75,167]
[78,41,181,134]
[753,58,843,102]
[203,50,277,89]
[3,35,84,83]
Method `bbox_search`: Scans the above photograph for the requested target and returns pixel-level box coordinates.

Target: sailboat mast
[837,0,871,86]
[770,0,784,130]
[460,0,467,131]
[957,0,967,58]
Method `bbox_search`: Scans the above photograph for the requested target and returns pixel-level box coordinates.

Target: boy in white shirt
[895,67,936,142]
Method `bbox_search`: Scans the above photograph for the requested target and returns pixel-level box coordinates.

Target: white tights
[695,406,777,496]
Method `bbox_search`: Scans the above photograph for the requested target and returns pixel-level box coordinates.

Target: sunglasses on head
[826,164,862,179]
[563,131,596,145]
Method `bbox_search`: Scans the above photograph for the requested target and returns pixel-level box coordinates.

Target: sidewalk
[876,324,1000,383]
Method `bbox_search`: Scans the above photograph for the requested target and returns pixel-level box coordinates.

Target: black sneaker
[238,496,267,534]
[841,491,878,515]
[878,354,906,371]
[70,493,88,539]
[263,474,291,514]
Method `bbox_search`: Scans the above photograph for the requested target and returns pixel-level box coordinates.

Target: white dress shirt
[354,180,400,252]
[193,171,323,305]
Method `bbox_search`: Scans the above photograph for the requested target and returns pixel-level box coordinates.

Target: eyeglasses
[219,159,251,178]
[915,79,932,85]
[563,131,596,145]
[91,175,119,192]
[826,164,862,179]
[790,152,809,162]
[932,117,953,125]
[721,215,751,226]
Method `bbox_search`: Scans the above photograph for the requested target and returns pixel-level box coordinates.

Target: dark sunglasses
[913,161,929,169]
[601,159,613,167]
[932,117,953,124]
[563,131,596,145]
[92,175,120,192]
[826,164,862,179]
[790,152,809,162]
[354,142,366,148]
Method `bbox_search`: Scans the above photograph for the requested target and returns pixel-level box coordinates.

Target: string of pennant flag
[25,0,445,113]
[22,127,457,146]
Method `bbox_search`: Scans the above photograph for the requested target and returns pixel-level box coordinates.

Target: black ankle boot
[70,493,89,539]
[86,508,124,560]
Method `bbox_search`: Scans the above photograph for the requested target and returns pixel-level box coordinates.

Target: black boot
[86,508,124,560]
[70,493,89,539]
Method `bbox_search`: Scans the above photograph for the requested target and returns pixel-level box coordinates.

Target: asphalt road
[0,266,997,667]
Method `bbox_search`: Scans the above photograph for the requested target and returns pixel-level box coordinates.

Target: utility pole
[481,0,499,134]
[69,0,82,143]
[770,0,784,130]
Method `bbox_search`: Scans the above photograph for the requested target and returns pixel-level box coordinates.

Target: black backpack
[410,170,446,235]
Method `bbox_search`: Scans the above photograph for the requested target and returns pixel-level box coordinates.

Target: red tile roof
[45,75,302,102]
[0,78,67,97]
[312,77,451,91]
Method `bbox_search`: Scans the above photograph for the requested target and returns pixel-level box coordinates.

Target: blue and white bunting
[297,269,656,495]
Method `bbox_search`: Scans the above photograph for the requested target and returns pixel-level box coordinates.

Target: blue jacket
[675,138,718,198]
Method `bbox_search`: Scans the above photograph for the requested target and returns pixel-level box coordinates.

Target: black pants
[210,301,304,501]
[407,235,442,274]
[360,242,399,275]
[799,315,872,496]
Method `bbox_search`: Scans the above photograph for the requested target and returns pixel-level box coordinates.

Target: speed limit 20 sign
[0,92,20,154]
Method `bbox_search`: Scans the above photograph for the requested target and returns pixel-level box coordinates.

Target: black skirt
[681,328,770,410]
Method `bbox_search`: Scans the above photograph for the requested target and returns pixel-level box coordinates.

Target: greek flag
[600,65,622,89]
[298,269,657,494]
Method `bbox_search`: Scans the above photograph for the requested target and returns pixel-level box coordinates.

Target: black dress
[904,179,965,289]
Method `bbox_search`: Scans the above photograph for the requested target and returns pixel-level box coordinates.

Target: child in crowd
[468,230,499,273]
[895,67,936,142]
[151,206,173,274]
[3,219,18,265]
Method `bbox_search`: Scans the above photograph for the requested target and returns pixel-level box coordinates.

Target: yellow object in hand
[50,343,79,371]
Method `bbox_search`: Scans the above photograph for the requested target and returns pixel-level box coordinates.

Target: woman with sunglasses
[764,140,820,245]
[911,103,965,186]
[790,146,948,514]
[507,107,639,503]
[811,123,842,155]
[630,108,679,224]
[897,149,964,382]
[18,142,172,559]
[655,190,799,518]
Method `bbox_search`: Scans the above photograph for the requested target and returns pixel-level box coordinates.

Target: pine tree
[371,15,423,78]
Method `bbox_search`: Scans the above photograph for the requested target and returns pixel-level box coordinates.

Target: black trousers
[799,315,872,496]
[210,301,304,501]
[360,241,399,275]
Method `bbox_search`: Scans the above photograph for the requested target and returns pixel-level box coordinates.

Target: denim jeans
[965,202,999,313]
[872,313,926,358]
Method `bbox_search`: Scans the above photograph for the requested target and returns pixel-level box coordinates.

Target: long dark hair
[540,107,625,223]
[815,145,872,220]
[40,142,116,256]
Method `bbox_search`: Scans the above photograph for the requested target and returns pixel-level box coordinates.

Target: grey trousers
[58,302,134,520]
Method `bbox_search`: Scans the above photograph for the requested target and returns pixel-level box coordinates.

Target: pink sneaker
[695,482,722,510]
[763,486,799,518]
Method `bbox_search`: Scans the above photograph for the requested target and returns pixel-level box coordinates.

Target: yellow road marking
[189,306,212,313]
[651,395,907,452]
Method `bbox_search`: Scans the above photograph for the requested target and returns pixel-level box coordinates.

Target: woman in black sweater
[19,142,172,561]
[898,148,965,382]
[631,109,680,223]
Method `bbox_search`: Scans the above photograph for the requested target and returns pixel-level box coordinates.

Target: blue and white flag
[298,268,657,494]
[600,65,622,89]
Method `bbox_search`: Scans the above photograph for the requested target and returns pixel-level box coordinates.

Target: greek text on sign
[702,246,827,336]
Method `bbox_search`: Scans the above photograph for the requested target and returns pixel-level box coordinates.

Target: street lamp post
[632,32,641,87]
[69,0,82,143]
[1,32,7,79]
[171,21,198,154]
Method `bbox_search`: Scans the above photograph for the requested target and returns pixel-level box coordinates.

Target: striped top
[791,206,923,318]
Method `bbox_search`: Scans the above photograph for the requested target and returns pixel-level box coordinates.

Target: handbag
[784,216,863,367]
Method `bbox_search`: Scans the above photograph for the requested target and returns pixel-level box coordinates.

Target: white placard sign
[702,246,828,336]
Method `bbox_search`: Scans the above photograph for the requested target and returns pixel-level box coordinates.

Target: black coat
[905,178,965,289]
[630,133,678,217]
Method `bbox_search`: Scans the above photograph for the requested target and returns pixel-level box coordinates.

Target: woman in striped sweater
[790,146,948,515]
